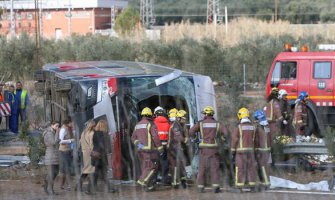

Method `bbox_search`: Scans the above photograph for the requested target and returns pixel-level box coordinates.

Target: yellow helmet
[271,87,279,95]
[168,108,178,118]
[202,106,214,115]
[176,110,187,118]
[237,107,249,120]
[141,107,153,116]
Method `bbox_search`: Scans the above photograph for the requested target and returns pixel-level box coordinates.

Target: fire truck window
[281,62,297,79]
[314,62,331,79]
[271,62,281,83]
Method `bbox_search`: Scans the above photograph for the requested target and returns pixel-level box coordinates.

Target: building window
[28,22,31,27]
[16,13,22,20]
[314,62,332,79]
[18,23,21,28]
[27,13,33,20]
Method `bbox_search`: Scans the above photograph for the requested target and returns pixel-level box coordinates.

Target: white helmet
[278,89,288,99]
[154,106,164,114]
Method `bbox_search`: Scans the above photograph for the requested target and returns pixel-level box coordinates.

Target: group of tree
[128,0,335,24]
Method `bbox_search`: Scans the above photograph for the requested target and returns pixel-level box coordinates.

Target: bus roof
[275,51,335,61]
[43,61,194,79]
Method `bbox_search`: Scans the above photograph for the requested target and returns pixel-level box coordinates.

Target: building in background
[0,0,128,39]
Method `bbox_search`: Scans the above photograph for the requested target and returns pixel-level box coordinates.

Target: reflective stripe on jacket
[131,117,163,152]
[231,122,256,153]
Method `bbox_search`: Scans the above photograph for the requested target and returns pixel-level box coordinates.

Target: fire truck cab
[266,47,335,137]
[35,60,216,180]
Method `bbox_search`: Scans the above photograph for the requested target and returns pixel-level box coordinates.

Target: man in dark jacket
[131,107,163,191]
[189,106,228,193]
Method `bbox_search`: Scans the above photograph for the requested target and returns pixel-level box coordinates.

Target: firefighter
[189,106,228,193]
[153,106,171,184]
[231,107,258,192]
[167,109,188,189]
[254,110,271,190]
[131,107,163,192]
[168,108,178,122]
[278,89,294,136]
[265,87,286,139]
[293,91,309,141]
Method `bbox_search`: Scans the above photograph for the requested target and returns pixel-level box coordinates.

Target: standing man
[278,89,293,136]
[231,107,258,192]
[131,107,163,192]
[293,91,309,141]
[14,81,29,123]
[254,110,271,190]
[167,110,188,189]
[265,87,286,138]
[189,106,228,193]
[8,85,19,134]
[153,106,171,184]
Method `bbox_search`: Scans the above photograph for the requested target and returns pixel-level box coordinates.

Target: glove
[137,143,144,150]
[283,120,288,125]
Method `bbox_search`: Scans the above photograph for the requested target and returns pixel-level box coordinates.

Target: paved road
[0,180,334,200]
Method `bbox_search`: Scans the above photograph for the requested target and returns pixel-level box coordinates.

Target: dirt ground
[0,164,334,200]
[0,178,334,200]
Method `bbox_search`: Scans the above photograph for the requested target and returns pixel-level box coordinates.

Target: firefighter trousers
[235,152,258,188]
[168,147,187,186]
[197,148,220,189]
[137,151,159,187]
[256,151,270,187]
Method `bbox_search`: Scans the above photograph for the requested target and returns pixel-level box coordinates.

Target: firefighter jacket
[131,117,163,153]
[167,120,188,149]
[154,116,170,143]
[279,99,291,120]
[265,98,283,123]
[254,124,271,152]
[230,120,256,153]
[293,100,308,126]
[189,116,228,149]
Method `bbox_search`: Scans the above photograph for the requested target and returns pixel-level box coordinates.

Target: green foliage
[324,127,335,156]
[19,120,29,140]
[130,0,335,24]
[114,6,140,34]
[27,133,44,166]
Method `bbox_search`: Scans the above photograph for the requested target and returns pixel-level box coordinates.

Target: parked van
[35,60,216,180]
[266,45,335,137]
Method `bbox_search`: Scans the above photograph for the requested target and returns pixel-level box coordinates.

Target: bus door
[93,95,121,179]
[309,60,334,107]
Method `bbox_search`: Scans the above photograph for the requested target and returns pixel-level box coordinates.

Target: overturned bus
[34,61,216,180]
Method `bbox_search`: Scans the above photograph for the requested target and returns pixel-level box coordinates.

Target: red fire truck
[266,45,335,137]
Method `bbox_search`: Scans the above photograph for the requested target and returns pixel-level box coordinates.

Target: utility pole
[207,0,222,25]
[10,0,15,38]
[274,0,278,22]
[111,5,115,35]
[65,0,72,36]
[34,0,41,67]
[140,0,155,28]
